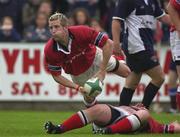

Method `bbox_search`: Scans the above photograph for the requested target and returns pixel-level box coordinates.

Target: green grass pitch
[0,110,180,137]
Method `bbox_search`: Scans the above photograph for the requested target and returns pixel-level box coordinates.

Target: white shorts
[170,31,180,61]
[71,47,116,86]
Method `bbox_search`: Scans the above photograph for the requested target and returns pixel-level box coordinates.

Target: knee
[153,74,165,86]
[114,61,131,78]
[157,74,165,85]
[122,66,131,77]
[84,104,104,122]
[90,104,105,116]
[95,104,106,115]
[126,81,139,90]
[137,109,150,122]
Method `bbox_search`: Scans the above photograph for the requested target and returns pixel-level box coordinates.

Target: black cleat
[92,123,112,134]
[92,127,111,134]
[44,121,62,134]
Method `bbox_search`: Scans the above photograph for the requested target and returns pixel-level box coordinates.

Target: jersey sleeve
[153,0,165,18]
[44,40,62,76]
[79,26,109,48]
[113,0,135,21]
[44,56,62,76]
[170,0,180,11]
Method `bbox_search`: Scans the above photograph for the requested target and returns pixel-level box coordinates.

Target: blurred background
[0,0,176,113]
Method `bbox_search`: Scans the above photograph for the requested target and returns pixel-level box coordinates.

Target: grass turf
[0,110,180,137]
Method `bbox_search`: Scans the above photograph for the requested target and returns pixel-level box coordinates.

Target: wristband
[75,85,80,91]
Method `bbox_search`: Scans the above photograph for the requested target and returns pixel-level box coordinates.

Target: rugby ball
[84,77,103,97]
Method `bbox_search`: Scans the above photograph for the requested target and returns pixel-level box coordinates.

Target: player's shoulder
[44,38,54,55]
[68,25,92,33]
[170,0,180,10]
[68,25,90,30]
[175,0,180,8]
[117,0,135,5]
[68,25,94,39]
[175,0,180,4]
[170,0,180,5]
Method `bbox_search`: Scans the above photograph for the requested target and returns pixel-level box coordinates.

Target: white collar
[144,0,148,5]
[56,37,72,54]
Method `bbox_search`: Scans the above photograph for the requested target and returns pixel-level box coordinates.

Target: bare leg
[113,61,131,78]
[145,65,165,87]
[44,104,112,134]
[168,69,178,112]
[83,104,112,125]
[104,109,150,134]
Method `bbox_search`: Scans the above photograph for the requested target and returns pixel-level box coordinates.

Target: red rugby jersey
[170,0,180,31]
[170,0,180,11]
[44,25,109,76]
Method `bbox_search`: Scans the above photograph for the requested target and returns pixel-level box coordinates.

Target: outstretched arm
[52,74,84,94]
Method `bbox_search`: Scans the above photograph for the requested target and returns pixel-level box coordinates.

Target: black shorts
[175,60,180,66]
[126,51,159,73]
[169,59,177,71]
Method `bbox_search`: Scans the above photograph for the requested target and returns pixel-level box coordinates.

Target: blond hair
[49,12,69,27]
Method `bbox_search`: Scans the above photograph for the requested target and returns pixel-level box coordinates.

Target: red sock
[108,118,132,133]
[61,111,87,132]
[164,124,175,133]
[108,114,141,134]
[148,117,164,133]
[148,117,175,133]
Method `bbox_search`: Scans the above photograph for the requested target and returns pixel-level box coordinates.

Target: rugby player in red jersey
[167,0,180,111]
[44,12,130,106]
[44,103,180,134]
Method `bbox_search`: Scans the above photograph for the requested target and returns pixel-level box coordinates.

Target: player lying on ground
[44,103,180,134]
[44,12,130,106]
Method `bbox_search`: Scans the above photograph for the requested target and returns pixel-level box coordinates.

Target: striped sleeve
[94,32,108,48]
[78,26,109,48]
[170,0,180,11]
[44,57,62,76]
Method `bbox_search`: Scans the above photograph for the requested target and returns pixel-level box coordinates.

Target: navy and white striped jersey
[113,0,165,54]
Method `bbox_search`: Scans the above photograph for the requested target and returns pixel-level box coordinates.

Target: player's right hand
[113,43,124,56]
[78,86,87,95]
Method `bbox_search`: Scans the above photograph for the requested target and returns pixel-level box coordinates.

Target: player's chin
[52,36,58,41]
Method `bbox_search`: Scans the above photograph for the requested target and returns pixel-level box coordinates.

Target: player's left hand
[78,86,87,95]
